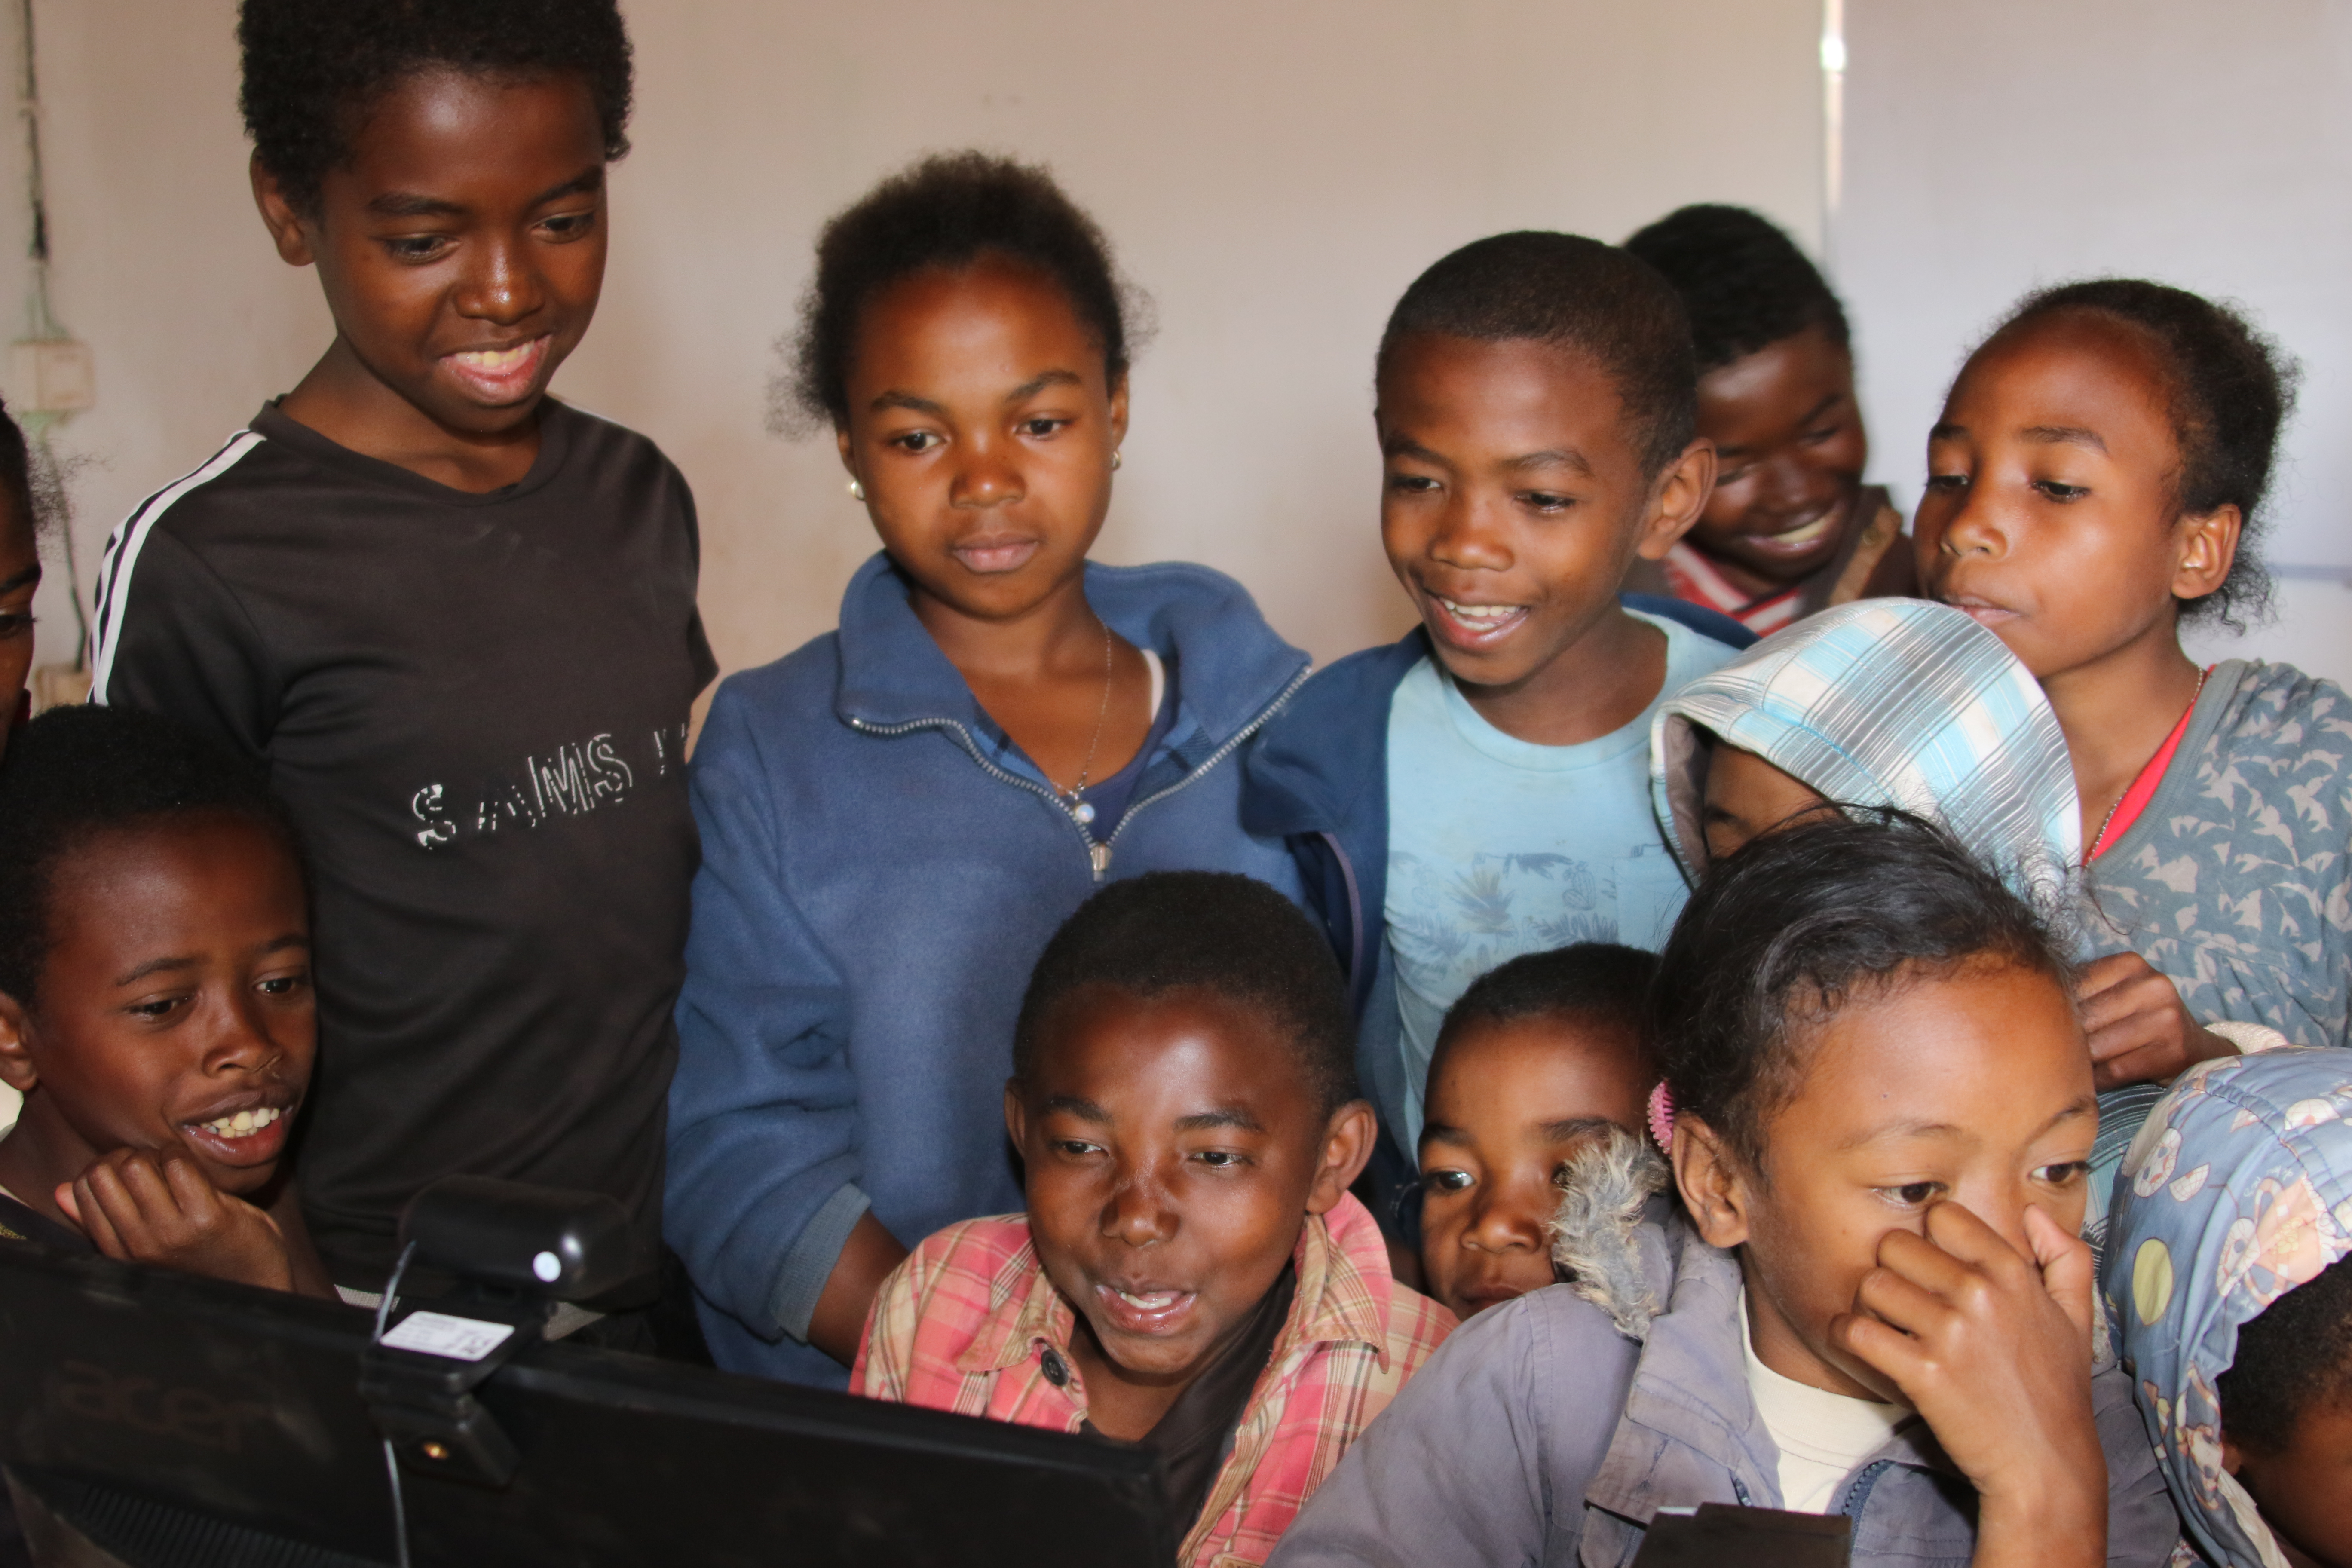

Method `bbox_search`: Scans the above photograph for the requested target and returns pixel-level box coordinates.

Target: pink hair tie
[1646,1081,1676,1154]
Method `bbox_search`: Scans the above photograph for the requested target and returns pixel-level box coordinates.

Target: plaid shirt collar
[952,1206,1390,1381]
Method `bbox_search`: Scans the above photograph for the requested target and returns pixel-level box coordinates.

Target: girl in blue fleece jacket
[665,153,1309,1388]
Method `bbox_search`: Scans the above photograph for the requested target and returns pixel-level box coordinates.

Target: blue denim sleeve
[664,680,863,1344]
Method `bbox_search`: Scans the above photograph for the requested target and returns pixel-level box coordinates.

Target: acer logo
[52,1361,274,1453]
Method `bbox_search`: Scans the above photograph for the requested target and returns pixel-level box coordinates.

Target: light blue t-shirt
[1384,612,1738,1144]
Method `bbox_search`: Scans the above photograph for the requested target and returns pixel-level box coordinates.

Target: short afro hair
[2218,1253,2352,1455]
[787,151,1141,432]
[1012,872,1357,1117]
[1432,942,1657,1074]
[1982,278,2298,631]
[1622,204,1851,375]
[0,706,303,1008]
[1651,810,2071,1171]
[1375,231,1697,478]
[239,0,634,215]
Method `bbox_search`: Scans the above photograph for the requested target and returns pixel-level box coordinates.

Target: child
[2104,1048,2349,1568]
[0,398,40,753]
[1414,942,1658,1320]
[1269,812,2181,1568]
[1915,280,2340,1101]
[1651,597,2079,902]
[854,872,1452,1568]
[1915,280,2331,1231]
[87,1,714,1335]
[1623,205,1915,634]
[0,705,332,1298]
[668,155,1312,1387]
[1244,230,1750,1195]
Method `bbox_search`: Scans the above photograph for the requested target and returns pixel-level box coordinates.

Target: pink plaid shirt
[852,1192,1454,1568]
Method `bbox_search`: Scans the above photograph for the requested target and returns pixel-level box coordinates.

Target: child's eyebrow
[1379,432,1448,464]
[1174,1108,1265,1134]
[2020,424,2108,453]
[1420,1121,1472,1149]
[1929,421,1967,442]
[364,168,603,221]
[112,955,197,986]
[1537,1115,1619,1142]
[0,565,37,593]
[869,390,947,417]
[1003,370,1084,403]
[1501,448,1594,477]
[1040,1093,1110,1122]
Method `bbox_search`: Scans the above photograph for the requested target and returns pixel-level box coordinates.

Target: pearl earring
[847,478,865,501]
[1111,450,1123,471]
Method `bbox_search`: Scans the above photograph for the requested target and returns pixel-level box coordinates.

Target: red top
[2087,674,2207,861]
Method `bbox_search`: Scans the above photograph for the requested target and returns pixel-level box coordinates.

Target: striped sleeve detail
[88,429,267,704]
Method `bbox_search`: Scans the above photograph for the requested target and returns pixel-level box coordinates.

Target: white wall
[1836,0,2352,685]
[14,0,1825,682]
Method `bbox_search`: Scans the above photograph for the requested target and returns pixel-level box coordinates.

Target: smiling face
[1690,325,1869,586]
[2230,1395,2352,1568]
[1914,310,2235,683]
[1008,983,1368,1419]
[0,813,314,1202]
[1376,332,1703,694]
[254,67,608,442]
[1700,742,1833,864]
[1679,956,2095,1400]
[1417,1011,1652,1319]
[0,487,38,753]
[837,256,1127,628]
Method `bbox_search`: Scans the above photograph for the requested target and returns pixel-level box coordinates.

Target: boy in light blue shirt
[1246,232,1749,1179]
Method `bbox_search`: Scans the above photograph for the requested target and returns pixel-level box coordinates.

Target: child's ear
[2219,1433,2246,1477]
[248,155,318,269]
[2173,503,2242,602]
[1002,1080,1029,1151]
[1671,1113,1753,1250]
[1304,1100,1377,1216]
[1632,438,1719,563]
[0,994,39,1095]
[1106,370,1130,450]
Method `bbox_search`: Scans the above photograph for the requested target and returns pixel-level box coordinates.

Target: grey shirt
[1268,1216,2179,1568]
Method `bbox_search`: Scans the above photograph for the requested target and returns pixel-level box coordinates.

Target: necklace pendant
[1071,799,1096,826]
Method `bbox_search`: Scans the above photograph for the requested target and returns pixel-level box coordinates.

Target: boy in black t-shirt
[89,1,714,1334]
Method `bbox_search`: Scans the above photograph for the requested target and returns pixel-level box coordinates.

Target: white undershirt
[1141,646,1165,723]
[1740,1289,1909,1513]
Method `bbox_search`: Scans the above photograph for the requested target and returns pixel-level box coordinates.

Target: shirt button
[1039,1348,1069,1386]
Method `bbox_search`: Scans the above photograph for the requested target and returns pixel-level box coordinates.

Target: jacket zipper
[847,662,1311,884]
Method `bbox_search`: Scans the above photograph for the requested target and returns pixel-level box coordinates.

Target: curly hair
[0,706,303,1008]
[2218,1253,2352,1455]
[1623,204,1851,375]
[1012,871,1357,1116]
[239,0,633,214]
[1988,279,2299,630]
[1649,809,2070,1171]
[787,151,1141,433]
[1376,232,1698,479]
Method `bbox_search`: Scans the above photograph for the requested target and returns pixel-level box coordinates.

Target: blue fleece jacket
[667,553,1311,1387]
[1240,597,1753,1182]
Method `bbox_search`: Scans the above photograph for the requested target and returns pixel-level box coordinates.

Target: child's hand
[2077,951,2236,1089]
[1828,1203,2105,1568]
[56,1150,296,1292]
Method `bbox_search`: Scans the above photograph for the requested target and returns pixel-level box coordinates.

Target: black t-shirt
[92,401,716,1287]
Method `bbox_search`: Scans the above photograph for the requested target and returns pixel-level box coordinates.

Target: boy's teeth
[1439,598,1517,625]
[198,1105,281,1138]
[453,343,533,371]
[1117,1289,1180,1308]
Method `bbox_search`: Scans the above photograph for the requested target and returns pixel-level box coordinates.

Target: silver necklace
[2087,663,2208,863]
[1058,616,1115,826]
